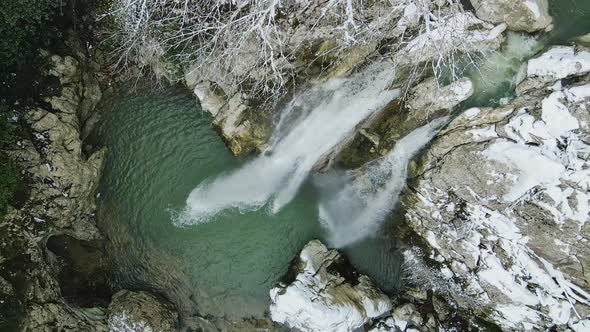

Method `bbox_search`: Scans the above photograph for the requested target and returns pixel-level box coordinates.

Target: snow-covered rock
[402,45,590,331]
[182,1,506,157]
[524,46,590,84]
[269,240,392,332]
[406,77,474,114]
[368,304,437,332]
[470,0,552,32]
[395,12,506,66]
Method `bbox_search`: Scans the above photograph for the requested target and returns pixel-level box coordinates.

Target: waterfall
[176,63,399,225]
[317,117,449,248]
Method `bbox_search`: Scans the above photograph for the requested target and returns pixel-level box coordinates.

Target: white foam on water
[176,62,399,225]
[469,31,541,100]
[317,117,449,248]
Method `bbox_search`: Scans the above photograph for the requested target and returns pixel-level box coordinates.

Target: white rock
[470,0,552,32]
[269,240,392,332]
[396,12,506,65]
[193,81,225,117]
[406,77,474,113]
[526,46,590,82]
[403,46,590,331]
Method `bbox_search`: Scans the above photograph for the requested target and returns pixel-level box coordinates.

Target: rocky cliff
[400,44,590,331]
[181,0,509,158]
[0,37,180,331]
[7,0,579,331]
[263,1,590,331]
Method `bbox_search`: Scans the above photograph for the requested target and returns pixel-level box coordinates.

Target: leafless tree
[101,0,498,101]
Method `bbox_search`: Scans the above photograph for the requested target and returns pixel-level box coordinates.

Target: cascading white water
[317,117,449,248]
[176,62,399,225]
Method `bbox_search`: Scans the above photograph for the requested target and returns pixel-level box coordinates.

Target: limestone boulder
[269,240,392,332]
[470,0,552,32]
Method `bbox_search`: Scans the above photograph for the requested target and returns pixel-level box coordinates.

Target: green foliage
[0,0,61,100]
[0,113,20,216]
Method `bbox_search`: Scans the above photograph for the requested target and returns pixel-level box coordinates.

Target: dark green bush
[0,113,20,216]
[0,0,61,100]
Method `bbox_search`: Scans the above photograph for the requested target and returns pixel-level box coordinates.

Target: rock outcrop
[334,76,474,169]
[108,290,179,332]
[269,240,392,332]
[470,0,553,32]
[184,1,505,157]
[576,33,590,47]
[0,50,112,330]
[1,45,178,330]
[401,45,590,330]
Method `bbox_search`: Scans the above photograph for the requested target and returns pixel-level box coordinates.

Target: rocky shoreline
[0,32,182,330]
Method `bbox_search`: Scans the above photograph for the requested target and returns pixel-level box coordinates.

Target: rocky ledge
[270,239,470,332]
[188,0,509,158]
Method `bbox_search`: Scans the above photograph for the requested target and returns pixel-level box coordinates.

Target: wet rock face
[469,0,552,32]
[46,235,111,308]
[108,290,179,332]
[269,240,392,332]
[335,77,474,169]
[19,53,107,238]
[401,45,590,331]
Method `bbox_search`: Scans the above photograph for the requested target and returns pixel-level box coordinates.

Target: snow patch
[269,241,391,332]
[527,46,590,82]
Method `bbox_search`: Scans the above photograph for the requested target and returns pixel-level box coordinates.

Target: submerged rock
[108,290,179,332]
[269,240,391,332]
[470,0,552,32]
[401,45,590,330]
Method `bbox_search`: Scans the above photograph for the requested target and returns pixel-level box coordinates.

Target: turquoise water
[95,0,589,323]
[549,0,590,42]
[96,87,401,319]
[461,0,590,107]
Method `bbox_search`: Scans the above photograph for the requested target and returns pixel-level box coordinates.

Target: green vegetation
[0,0,73,215]
[0,113,20,216]
[0,0,61,101]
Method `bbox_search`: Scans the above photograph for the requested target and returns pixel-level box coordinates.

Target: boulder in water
[469,0,552,32]
[269,240,392,332]
[575,33,590,47]
[108,290,179,332]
